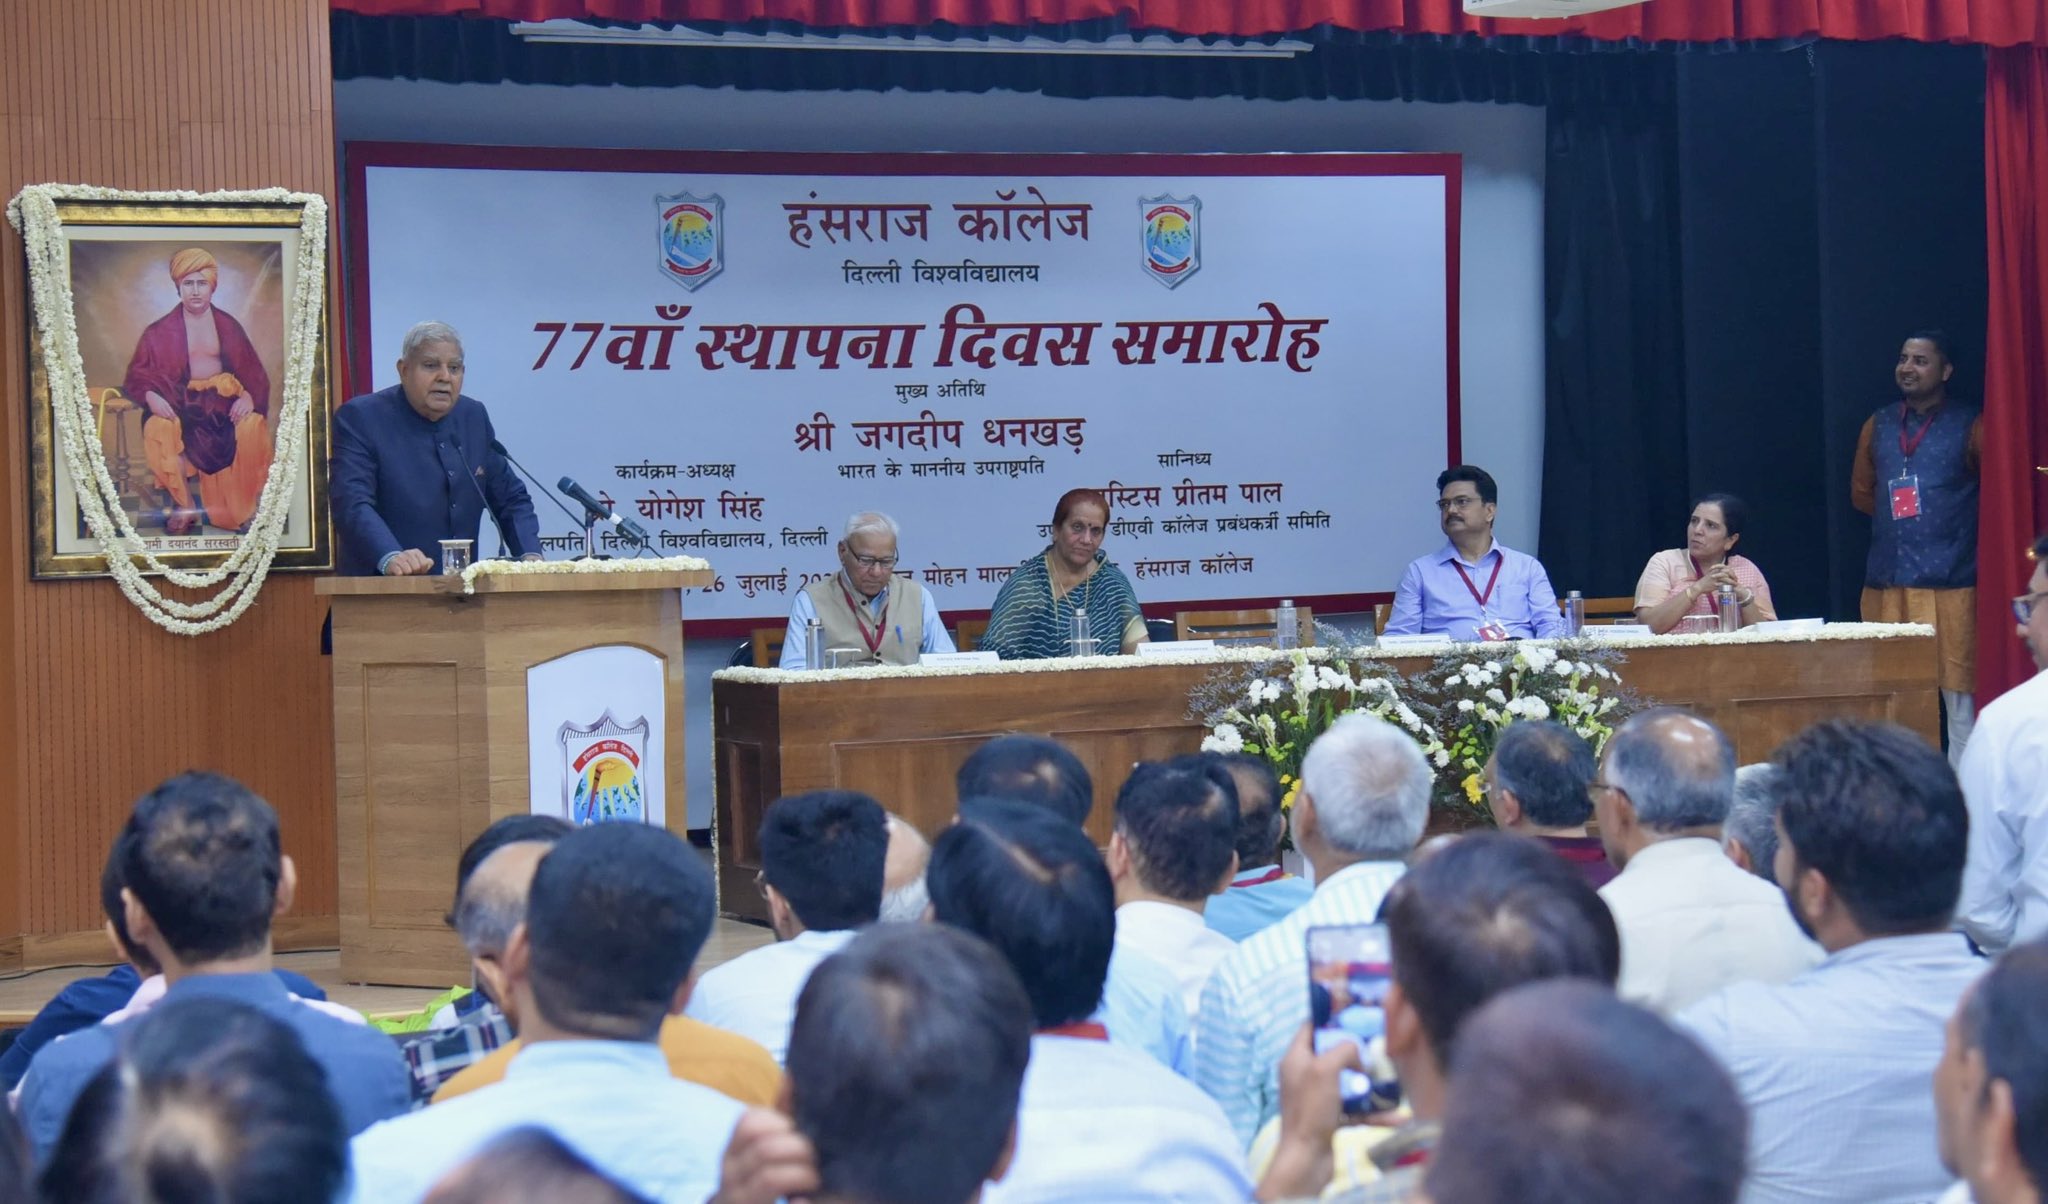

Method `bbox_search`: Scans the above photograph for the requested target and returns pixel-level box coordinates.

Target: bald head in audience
[1594,708,1736,870]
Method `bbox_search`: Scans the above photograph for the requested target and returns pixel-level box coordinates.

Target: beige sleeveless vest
[802,574,928,667]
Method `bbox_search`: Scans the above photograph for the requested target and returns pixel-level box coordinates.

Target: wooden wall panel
[0,0,339,970]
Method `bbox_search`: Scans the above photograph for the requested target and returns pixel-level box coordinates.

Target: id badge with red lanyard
[1890,403,1937,520]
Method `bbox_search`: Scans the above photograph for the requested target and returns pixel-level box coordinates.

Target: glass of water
[439,539,473,576]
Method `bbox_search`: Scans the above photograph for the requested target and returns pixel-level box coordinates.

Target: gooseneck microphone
[558,476,652,547]
[446,433,504,557]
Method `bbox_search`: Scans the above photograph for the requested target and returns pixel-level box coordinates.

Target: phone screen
[1305,922,1401,1115]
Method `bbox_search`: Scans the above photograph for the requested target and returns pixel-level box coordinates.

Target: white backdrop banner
[525,644,667,826]
[351,148,1460,625]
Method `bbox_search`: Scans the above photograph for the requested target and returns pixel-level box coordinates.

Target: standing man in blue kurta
[1852,331,1983,765]
[1385,464,1565,641]
[330,321,542,575]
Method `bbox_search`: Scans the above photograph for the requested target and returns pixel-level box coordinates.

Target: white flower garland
[713,621,1935,685]
[459,554,712,595]
[6,184,327,636]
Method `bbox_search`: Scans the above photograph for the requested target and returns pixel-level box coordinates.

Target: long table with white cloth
[709,623,1938,921]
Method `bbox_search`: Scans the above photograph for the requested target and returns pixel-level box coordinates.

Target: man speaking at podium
[331,321,542,576]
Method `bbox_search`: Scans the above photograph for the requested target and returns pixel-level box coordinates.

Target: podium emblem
[655,192,724,292]
[558,710,651,824]
[1138,195,1201,289]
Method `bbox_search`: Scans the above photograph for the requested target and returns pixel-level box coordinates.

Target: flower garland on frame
[6,184,327,636]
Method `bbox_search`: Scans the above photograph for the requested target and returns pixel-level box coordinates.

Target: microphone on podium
[558,476,652,548]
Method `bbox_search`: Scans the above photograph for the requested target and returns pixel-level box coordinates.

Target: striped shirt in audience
[1195,859,1408,1144]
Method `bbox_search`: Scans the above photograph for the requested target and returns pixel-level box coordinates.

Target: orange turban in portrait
[167,247,218,284]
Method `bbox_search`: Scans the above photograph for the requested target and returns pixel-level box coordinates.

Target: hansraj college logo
[558,711,651,824]
[655,192,724,291]
[1138,195,1201,289]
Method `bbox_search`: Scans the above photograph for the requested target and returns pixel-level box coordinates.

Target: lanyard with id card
[1891,403,1936,521]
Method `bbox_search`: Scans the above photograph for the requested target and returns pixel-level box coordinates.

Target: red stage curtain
[1978,47,2048,703]
[327,0,2048,47]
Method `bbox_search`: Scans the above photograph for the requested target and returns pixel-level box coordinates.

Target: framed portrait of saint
[25,197,331,578]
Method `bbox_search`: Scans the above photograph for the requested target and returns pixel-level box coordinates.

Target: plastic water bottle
[1274,599,1299,649]
[1714,585,1740,633]
[1563,591,1585,638]
[804,619,824,671]
[1069,606,1091,657]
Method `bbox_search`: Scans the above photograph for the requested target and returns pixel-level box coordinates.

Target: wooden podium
[316,568,710,986]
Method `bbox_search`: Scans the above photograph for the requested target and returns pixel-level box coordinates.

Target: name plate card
[920,650,1001,666]
[1136,640,1217,657]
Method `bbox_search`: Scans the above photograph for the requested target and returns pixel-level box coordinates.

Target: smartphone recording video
[1305,922,1401,1115]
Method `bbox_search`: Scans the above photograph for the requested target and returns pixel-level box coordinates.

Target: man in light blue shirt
[1680,720,1986,1204]
[17,773,408,1160]
[1384,464,1564,641]
[931,798,1250,1202]
[347,822,745,1204]
[1196,714,1433,1145]
[1206,754,1315,942]
[958,733,1193,1073]
[780,511,954,668]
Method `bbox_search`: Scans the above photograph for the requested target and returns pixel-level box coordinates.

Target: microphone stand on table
[488,439,648,561]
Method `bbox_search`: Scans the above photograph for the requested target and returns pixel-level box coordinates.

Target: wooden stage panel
[712,630,1940,922]
[362,663,464,935]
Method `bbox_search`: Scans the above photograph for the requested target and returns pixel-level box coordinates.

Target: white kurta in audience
[1592,710,1819,1014]
[1955,550,2048,955]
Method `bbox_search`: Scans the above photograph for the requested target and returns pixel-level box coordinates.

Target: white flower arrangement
[6,184,326,636]
[1426,639,1636,823]
[458,554,711,595]
[1190,649,1447,845]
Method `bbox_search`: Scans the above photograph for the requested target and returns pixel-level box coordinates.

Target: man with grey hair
[780,511,955,668]
[1594,708,1818,1014]
[1723,763,1785,883]
[331,319,542,575]
[1196,713,1432,1144]
[876,813,931,923]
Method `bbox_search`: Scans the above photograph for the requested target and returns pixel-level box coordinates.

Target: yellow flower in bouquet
[1461,772,1483,805]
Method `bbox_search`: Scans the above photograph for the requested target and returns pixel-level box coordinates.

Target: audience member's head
[118,772,294,974]
[1772,720,1967,950]
[447,815,573,927]
[510,822,714,1042]
[1722,763,1785,883]
[1938,939,2048,1203]
[1220,753,1285,870]
[1486,720,1597,833]
[422,1127,654,1204]
[1377,833,1621,1116]
[955,735,1094,827]
[1426,981,1747,1204]
[1593,708,1736,868]
[99,831,160,978]
[878,814,932,924]
[928,798,1113,1029]
[760,790,888,939]
[453,838,561,1010]
[1293,715,1431,874]
[788,925,1031,1204]
[40,996,348,1204]
[1108,760,1239,906]
[2022,535,2048,671]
